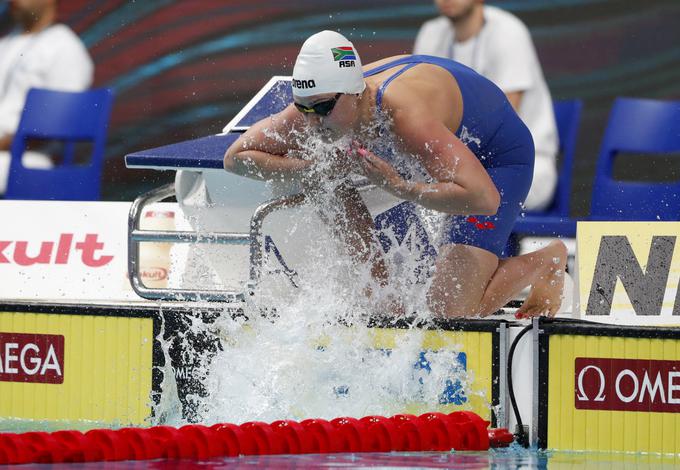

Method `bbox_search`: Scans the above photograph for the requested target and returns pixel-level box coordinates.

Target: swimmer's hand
[302,146,361,184]
[353,145,409,198]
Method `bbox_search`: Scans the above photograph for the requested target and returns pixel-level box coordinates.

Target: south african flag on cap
[332,46,357,61]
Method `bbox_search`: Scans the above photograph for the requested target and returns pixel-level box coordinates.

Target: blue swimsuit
[364,55,534,258]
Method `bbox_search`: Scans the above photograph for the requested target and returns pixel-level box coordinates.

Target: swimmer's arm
[391,116,500,215]
[225,148,311,182]
[327,183,389,287]
[224,105,311,181]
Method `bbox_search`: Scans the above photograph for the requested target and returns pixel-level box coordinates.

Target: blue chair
[5,87,114,200]
[511,99,583,239]
[590,97,680,220]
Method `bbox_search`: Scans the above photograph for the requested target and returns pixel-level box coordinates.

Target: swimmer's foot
[515,240,568,319]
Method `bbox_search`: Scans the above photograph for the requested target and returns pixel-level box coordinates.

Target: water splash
[154,95,488,426]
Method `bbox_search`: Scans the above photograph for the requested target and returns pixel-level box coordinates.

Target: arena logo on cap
[331,46,356,68]
[292,79,316,90]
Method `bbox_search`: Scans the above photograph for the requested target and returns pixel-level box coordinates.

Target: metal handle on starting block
[128,181,375,303]
[128,183,308,303]
[248,193,306,292]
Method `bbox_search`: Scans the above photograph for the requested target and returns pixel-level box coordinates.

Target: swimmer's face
[294,92,359,136]
[435,0,482,21]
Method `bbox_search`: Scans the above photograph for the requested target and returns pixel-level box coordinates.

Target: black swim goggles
[294,93,343,116]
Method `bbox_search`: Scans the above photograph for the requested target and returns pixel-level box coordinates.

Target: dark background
[2,0,679,215]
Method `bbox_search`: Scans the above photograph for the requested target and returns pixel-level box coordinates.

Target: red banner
[575,358,680,413]
[0,333,64,384]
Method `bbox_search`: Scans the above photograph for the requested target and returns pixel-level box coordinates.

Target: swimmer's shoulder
[362,54,411,74]
[363,54,456,101]
[364,55,457,91]
[374,60,463,132]
[382,62,459,106]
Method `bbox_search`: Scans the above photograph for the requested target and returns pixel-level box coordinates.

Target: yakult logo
[0,333,64,384]
[140,267,168,281]
[575,358,680,413]
[0,233,113,267]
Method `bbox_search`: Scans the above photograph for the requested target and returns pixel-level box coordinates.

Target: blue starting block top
[124,134,239,170]
[125,77,292,170]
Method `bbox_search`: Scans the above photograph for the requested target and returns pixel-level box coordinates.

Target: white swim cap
[292,30,366,98]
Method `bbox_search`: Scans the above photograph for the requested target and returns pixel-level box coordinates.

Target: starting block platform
[125,77,292,171]
[124,76,409,304]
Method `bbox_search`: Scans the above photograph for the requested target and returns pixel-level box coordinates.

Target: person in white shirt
[0,0,94,194]
[414,0,559,211]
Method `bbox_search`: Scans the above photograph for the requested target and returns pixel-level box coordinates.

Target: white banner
[0,201,177,303]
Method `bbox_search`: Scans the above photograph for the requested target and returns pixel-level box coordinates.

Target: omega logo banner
[0,332,64,384]
[576,222,680,325]
[575,358,680,413]
[539,320,680,454]
[0,310,155,425]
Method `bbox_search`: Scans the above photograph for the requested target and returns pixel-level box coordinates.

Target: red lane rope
[0,411,513,464]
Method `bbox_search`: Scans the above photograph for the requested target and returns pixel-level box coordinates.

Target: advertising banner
[576,221,680,325]
[537,319,680,454]
[0,307,156,425]
[0,332,64,384]
[0,201,179,302]
[366,320,500,424]
[575,357,680,413]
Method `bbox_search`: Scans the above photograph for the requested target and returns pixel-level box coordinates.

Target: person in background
[0,0,93,194]
[414,0,558,211]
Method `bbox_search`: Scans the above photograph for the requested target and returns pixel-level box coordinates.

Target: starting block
[125,77,414,303]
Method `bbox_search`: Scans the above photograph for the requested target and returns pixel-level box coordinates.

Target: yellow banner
[546,333,680,454]
[0,311,154,425]
[370,328,494,420]
[576,222,680,324]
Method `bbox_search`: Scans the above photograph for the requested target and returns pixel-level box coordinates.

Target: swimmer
[224,30,567,318]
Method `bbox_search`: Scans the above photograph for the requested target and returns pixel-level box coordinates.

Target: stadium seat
[589,97,680,220]
[511,99,583,239]
[5,88,114,200]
